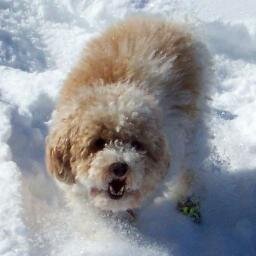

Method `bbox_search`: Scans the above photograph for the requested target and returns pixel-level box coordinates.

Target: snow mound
[0,0,256,255]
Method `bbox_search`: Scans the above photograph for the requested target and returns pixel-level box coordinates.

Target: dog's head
[46,83,170,212]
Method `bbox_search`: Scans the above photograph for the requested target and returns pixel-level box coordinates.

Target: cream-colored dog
[45,16,208,214]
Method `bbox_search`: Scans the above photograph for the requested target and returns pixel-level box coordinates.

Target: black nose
[109,162,128,177]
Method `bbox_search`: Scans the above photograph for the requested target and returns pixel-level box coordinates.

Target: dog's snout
[109,162,128,177]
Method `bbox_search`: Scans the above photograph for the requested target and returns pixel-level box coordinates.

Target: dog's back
[59,16,204,114]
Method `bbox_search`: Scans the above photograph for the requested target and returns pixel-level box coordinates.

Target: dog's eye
[131,140,145,151]
[90,138,106,152]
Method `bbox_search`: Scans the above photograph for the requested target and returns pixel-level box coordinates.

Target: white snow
[0,0,256,255]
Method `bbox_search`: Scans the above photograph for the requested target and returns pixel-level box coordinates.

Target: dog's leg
[168,169,201,223]
[176,170,201,224]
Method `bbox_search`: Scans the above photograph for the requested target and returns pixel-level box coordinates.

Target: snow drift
[0,0,256,255]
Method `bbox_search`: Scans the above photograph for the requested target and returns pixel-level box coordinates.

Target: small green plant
[177,198,201,224]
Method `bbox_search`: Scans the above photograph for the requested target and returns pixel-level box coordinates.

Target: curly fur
[45,16,208,212]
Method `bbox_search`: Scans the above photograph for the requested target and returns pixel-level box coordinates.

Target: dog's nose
[109,162,128,177]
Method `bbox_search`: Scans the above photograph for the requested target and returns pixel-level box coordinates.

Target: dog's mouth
[108,179,126,200]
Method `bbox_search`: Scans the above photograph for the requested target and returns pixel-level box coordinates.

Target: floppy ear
[46,135,75,184]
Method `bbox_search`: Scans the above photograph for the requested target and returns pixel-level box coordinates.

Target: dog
[45,16,209,215]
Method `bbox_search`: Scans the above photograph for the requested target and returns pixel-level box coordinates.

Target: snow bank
[0,0,256,255]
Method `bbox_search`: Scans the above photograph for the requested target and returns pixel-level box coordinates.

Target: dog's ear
[46,135,75,184]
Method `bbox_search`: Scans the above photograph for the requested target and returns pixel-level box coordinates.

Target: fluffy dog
[45,16,208,213]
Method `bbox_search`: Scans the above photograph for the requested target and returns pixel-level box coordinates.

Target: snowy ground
[0,0,256,255]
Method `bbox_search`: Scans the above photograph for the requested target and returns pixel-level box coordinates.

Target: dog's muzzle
[107,161,128,200]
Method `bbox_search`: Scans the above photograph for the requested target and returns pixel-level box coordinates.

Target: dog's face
[46,84,170,212]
